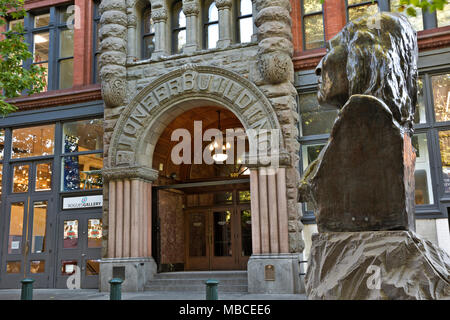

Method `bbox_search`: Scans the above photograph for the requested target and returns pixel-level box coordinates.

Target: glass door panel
[8,202,25,254]
[212,211,232,257]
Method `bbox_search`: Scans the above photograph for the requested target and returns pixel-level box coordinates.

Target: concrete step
[145,271,248,293]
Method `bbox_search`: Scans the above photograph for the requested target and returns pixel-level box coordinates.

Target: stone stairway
[145,271,248,293]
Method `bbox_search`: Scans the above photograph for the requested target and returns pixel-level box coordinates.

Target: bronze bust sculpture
[299,13,419,232]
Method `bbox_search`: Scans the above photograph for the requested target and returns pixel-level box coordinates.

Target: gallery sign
[63,195,103,209]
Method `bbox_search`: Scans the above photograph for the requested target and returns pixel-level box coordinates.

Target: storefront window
[31,201,47,253]
[415,77,426,124]
[438,130,450,194]
[11,124,55,159]
[63,220,78,248]
[63,119,103,152]
[88,219,102,248]
[413,133,434,205]
[299,92,339,136]
[13,164,29,193]
[62,153,103,191]
[35,162,52,191]
[431,74,450,123]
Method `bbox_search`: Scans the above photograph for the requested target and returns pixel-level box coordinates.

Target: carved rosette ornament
[99,0,128,108]
[255,0,294,85]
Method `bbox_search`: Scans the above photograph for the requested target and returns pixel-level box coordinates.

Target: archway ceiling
[153,106,244,179]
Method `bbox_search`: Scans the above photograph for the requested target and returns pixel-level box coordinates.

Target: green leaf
[406,6,418,16]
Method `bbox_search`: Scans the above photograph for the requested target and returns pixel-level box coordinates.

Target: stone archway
[107,64,284,169]
[101,65,297,293]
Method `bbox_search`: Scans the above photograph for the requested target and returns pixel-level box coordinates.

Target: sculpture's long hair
[341,12,418,132]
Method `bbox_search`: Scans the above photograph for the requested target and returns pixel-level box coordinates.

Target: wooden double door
[185,206,252,270]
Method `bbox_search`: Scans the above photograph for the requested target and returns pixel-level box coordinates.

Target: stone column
[247,0,304,294]
[100,166,158,292]
[151,1,169,58]
[126,9,137,63]
[216,0,233,49]
[98,0,128,108]
[183,0,200,53]
[251,0,258,42]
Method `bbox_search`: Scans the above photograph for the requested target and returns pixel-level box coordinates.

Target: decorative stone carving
[182,0,200,16]
[216,0,232,9]
[151,7,168,22]
[306,231,450,300]
[103,165,159,182]
[99,0,128,108]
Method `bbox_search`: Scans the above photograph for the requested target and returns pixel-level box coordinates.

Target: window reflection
[63,119,103,152]
[63,220,78,248]
[390,0,423,31]
[13,165,29,193]
[62,153,103,191]
[414,77,426,124]
[34,13,50,28]
[301,143,325,211]
[413,134,434,204]
[205,1,219,49]
[6,261,21,274]
[299,92,339,136]
[238,0,253,43]
[173,1,186,54]
[142,7,155,59]
[8,202,24,254]
[88,219,102,248]
[213,211,232,257]
[11,124,55,159]
[348,3,379,21]
[31,201,47,253]
[0,129,4,160]
[431,74,450,123]
[438,130,450,194]
[241,209,252,257]
[35,162,52,191]
[86,260,100,276]
[30,260,45,274]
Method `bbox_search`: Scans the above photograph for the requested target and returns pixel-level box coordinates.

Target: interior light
[34,34,48,44]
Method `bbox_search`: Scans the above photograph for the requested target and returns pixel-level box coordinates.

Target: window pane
[176,29,186,53]
[348,0,373,4]
[348,3,379,21]
[12,124,55,159]
[34,13,50,28]
[390,0,423,31]
[207,23,219,49]
[88,219,102,248]
[239,190,251,203]
[6,261,21,273]
[34,62,48,92]
[301,143,325,211]
[60,29,74,58]
[86,260,100,276]
[413,133,434,204]
[13,165,29,193]
[241,209,252,256]
[239,17,253,43]
[240,0,253,15]
[0,129,4,160]
[431,74,450,123]
[143,35,155,59]
[30,260,45,273]
[144,9,155,34]
[178,10,186,28]
[33,32,49,62]
[31,201,47,253]
[9,19,24,31]
[63,119,103,153]
[414,77,426,124]
[0,164,3,196]
[213,211,232,256]
[437,3,450,27]
[61,260,77,275]
[189,213,206,257]
[439,130,450,194]
[36,162,52,191]
[300,92,338,136]
[303,0,322,14]
[62,153,103,191]
[59,58,73,89]
[214,191,233,205]
[8,202,24,254]
[64,220,78,248]
[209,2,218,22]
[304,14,324,50]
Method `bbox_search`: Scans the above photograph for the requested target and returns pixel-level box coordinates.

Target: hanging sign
[63,195,103,209]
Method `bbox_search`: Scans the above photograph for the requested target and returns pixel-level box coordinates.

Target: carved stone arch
[107,65,284,169]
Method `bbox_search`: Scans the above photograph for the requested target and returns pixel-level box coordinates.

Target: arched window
[142,6,155,59]
[204,1,219,49]
[236,0,252,43]
[172,1,186,54]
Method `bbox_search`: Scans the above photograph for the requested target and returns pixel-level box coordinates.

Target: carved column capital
[103,165,159,182]
[151,7,168,22]
[216,0,232,10]
[183,0,200,16]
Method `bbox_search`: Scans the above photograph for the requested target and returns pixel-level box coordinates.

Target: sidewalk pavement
[0,289,307,300]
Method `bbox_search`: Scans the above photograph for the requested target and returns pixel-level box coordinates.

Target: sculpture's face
[315,34,349,109]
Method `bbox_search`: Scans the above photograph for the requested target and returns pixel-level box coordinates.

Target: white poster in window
[11,241,20,250]
[63,195,103,209]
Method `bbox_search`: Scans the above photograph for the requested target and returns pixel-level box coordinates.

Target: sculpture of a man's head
[315,12,418,130]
